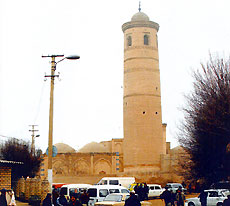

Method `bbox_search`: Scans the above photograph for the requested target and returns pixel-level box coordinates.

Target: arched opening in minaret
[144,34,149,45]
[127,36,132,47]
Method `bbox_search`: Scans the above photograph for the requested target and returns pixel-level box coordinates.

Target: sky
[0,0,230,152]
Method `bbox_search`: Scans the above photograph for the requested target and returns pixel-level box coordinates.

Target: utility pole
[29,125,39,155]
[42,54,80,193]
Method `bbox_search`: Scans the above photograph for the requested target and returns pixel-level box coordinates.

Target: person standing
[223,195,230,206]
[124,192,141,206]
[138,183,145,201]
[176,186,185,206]
[199,190,208,206]
[52,189,59,206]
[170,190,176,206]
[0,189,7,206]
[57,191,68,206]
[8,190,16,206]
[79,190,89,206]
[160,187,172,206]
[143,183,149,200]
[42,193,52,206]
[69,195,82,206]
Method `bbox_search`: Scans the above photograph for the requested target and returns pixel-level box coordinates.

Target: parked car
[185,189,227,206]
[88,185,130,206]
[60,184,92,200]
[148,184,164,198]
[94,193,130,206]
[94,193,152,206]
[97,177,135,189]
[165,183,187,194]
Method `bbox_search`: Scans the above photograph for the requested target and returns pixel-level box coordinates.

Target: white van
[60,184,92,200]
[97,177,135,189]
[148,184,164,198]
[88,185,130,206]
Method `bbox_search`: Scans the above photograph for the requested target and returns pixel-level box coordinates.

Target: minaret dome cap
[131,11,149,22]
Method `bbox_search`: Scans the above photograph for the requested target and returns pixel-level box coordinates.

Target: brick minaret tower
[122,9,166,174]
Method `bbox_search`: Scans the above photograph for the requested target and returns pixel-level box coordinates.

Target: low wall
[15,177,49,202]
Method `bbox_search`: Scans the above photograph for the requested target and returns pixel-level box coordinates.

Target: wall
[15,177,49,202]
[0,166,11,189]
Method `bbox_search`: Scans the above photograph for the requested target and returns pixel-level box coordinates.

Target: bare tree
[178,56,230,187]
[0,138,42,184]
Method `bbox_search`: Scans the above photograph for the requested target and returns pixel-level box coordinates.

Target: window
[99,189,109,197]
[109,189,119,193]
[155,186,161,190]
[121,189,129,193]
[127,36,132,46]
[144,34,149,45]
[88,189,97,197]
[109,180,119,185]
[209,191,218,197]
[100,180,107,185]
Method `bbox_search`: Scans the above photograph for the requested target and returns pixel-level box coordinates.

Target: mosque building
[41,9,184,184]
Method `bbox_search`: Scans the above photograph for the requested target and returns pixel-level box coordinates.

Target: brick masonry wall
[15,177,49,202]
[0,167,11,190]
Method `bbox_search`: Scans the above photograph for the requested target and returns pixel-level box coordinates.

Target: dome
[54,143,76,154]
[78,142,110,153]
[131,11,149,22]
[171,146,184,154]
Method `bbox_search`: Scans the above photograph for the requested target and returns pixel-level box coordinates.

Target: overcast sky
[0,0,230,152]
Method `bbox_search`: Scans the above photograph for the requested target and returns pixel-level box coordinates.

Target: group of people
[160,186,185,206]
[0,189,16,206]
[42,189,89,206]
[133,183,149,201]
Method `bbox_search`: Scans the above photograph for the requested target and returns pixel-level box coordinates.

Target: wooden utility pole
[29,125,39,155]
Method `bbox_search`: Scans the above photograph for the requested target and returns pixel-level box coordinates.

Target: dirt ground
[16,194,198,206]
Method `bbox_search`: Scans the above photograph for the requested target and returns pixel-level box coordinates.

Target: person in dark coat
[199,190,208,206]
[57,190,68,206]
[138,183,145,201]
[160,187,172,206]
[69,195,82,206]
[0,189,7,206]
[42,193,52,206]
[176,186,185,206]
[143,183,149,200]
[52,189,59,206]
[79,190,89,205]
[223,195,230,206]
[170,190,176,206]
[124,192,141,206]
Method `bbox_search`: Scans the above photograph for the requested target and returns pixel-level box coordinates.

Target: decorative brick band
[122,21,159,32]
[124,93,161,99]
[124,67,159,73]
[124,56,159,63]
[124,46,157,52]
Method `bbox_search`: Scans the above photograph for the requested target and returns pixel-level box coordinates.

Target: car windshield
[103,195,122,202]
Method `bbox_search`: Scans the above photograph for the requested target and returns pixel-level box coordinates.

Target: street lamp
[42,54,80,192]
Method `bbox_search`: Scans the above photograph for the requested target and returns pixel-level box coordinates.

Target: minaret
[122,9,166,174]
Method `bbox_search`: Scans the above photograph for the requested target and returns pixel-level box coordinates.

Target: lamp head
[65,55,80,60]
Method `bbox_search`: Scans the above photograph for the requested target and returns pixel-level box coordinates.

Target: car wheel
[217,202,223,206]
[188,202,195,206]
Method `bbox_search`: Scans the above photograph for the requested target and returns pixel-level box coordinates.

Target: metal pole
[47,56,56,193]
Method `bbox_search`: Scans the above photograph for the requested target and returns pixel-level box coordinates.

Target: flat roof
[0,160,23,165]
